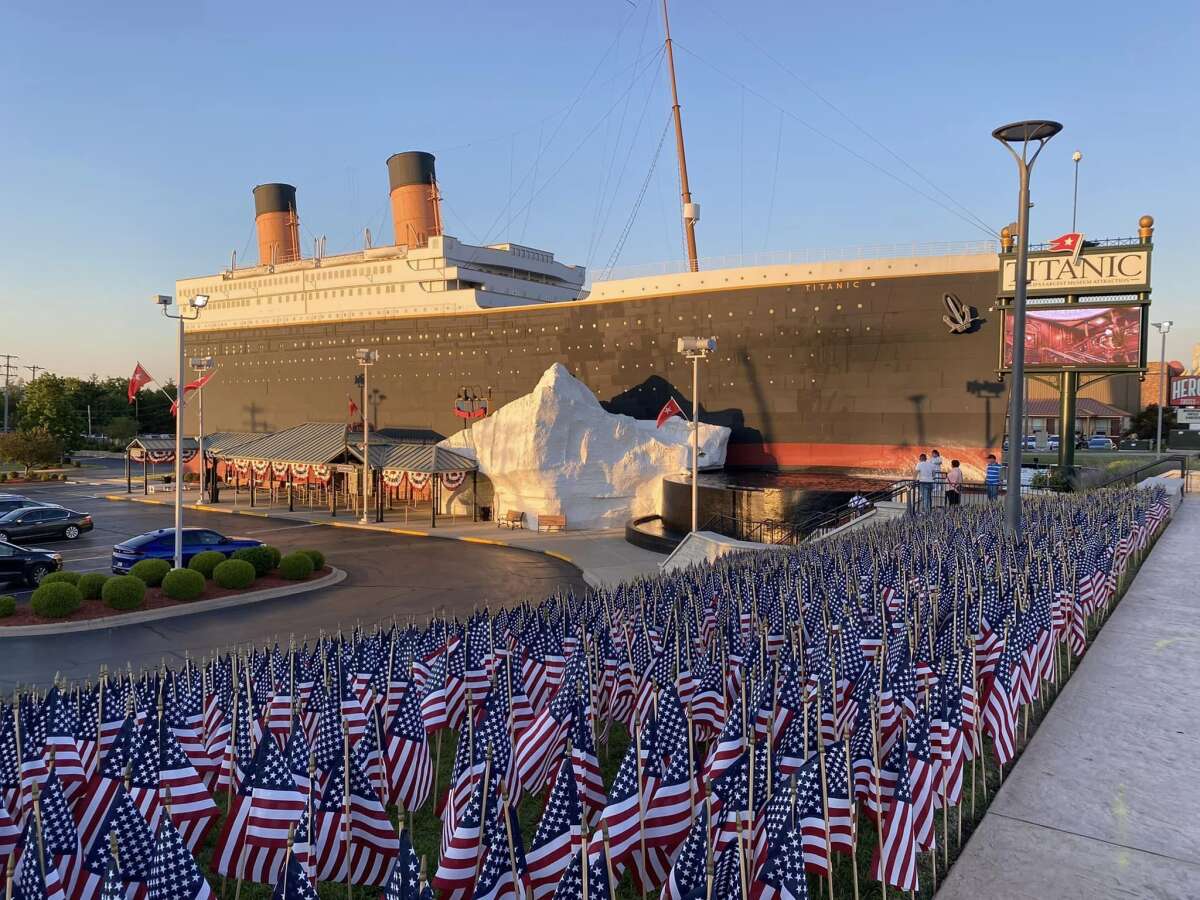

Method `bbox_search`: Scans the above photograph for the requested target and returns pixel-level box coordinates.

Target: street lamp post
[156,293,209,569]
[1151,321,1173,455]
[355,349,378,524]
[992,120,1062,536]
[676,337,717,532]
[190,356,214,502]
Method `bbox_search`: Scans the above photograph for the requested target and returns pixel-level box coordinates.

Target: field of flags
[0,485,1172,900]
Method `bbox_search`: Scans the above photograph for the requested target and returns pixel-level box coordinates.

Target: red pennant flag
[1046,232,1084,263]
[170,369,217,416]
[128,363,154,403]
[656,396,686,428]
[348,394,360,421]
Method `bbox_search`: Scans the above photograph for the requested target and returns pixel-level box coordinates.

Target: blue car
[112,528,263,574]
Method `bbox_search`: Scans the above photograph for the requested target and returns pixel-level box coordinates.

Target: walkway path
[939,496,1200,899]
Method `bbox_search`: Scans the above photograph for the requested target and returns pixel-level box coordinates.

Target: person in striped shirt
[985,454,1003,500]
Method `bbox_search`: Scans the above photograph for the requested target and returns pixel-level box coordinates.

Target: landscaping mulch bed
[0,566,332,627]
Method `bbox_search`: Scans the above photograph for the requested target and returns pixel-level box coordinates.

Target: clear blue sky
[2,0,1197,381]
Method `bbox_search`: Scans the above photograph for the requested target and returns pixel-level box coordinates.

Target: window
[0,544,13,556]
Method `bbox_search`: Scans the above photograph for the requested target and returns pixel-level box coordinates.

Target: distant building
[1140,360,1186,411]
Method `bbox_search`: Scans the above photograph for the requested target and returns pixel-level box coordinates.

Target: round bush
[41,571,81,587]
[30,582,82,619]
[213,558,256,590]
[277,551,314,581]
[78,573,110,600]
[263,545,282,569]
[232,546,275,577]
[130,558,171,587]
[101,575,146,611]
[162,568,206,601]
[299,549,325,570]
[188,551,226,579]
[0,596,15,617]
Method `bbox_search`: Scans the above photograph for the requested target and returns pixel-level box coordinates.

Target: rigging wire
[764,108,784,249]
[600,112,674,280]
[697,0,998,237]
[673,39,998,241]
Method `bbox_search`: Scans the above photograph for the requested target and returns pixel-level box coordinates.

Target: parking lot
[0,478,586,687]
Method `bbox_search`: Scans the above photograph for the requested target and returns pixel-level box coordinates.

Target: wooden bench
[497,509,525,529]
[538,514,567,532]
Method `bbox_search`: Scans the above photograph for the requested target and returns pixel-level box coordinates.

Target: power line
[0,354,18,433]
[25,364,43,381]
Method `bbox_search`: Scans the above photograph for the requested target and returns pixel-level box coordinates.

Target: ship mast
[661,0,699,272]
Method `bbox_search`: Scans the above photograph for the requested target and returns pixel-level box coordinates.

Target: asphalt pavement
[0,475,586,688]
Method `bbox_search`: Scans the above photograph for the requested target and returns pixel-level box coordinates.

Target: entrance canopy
[126,436,198,464]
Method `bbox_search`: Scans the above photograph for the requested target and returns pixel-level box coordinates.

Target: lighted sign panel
[1001,305,1145,371]
[1171,376,1200,407]
[998,248,1150,298]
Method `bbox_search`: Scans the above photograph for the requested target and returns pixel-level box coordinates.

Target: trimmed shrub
[0,595,15,617]
[277,551,314,581]
[78,573,110,600]
[263,545,282,569]
[102,575,146,611]
[188,551,226,579]
[299,549,325,570]
[30,582,82,618]
[162,568,206,602]
[213,559,256,590]
[41,571,81,587]
[130,558,171,587]
[233,546,275,577]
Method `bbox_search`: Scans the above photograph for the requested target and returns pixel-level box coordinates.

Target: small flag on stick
[656,397,686,429]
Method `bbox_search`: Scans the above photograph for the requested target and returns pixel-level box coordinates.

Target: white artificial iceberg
[440,363,729,530]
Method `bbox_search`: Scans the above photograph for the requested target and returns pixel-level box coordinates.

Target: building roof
[127,436,199,452]
[213,422,350,465]
[1025,398,1131,418]
[204,431,263,454]
[372,443,476,474]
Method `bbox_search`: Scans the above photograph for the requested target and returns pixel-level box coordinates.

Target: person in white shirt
[930,449,944,505]
[915,453,934,512]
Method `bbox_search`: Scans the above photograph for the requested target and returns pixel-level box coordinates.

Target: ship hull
[184,268,1006,477]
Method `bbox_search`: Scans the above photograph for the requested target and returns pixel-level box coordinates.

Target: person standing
[946,458,963,506]
[985,453,1003,501]
[930,449,945,506]
[915,453,934,512]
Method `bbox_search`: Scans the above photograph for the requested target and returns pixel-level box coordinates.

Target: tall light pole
[1151,321,1173,455]
[677,337,717,532]
[355,349,378,524]
[993,120,1062,536]
[156,293,208,569]
[190,356,214,502]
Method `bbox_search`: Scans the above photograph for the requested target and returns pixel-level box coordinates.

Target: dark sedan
[0,507,93,543]
[0,540,64,587]
[0,494,62,515]
[112,528,264,574]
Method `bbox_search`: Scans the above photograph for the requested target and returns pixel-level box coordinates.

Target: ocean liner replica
[179,8,1093,479]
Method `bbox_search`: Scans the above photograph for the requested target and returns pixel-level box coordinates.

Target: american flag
[384,684,432,814]
[78,785,157,900]
[382,824,431,900]
[526,757,582,900]
[270,850,319,900]
[147,812,214,900]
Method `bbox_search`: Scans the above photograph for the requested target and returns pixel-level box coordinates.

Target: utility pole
[0,355,17,433]
[25,365,42,381]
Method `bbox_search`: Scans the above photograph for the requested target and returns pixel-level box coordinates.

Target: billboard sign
[1170,375,1200,407]
[998,247,1151,298]
[1001,305,1145,371]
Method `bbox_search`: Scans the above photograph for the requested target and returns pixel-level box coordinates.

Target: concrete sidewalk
[938,497,1200,899]
[104,491,665,589]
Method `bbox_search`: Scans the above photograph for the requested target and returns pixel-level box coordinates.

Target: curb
[101,493,584,574]
[0,567,347,637]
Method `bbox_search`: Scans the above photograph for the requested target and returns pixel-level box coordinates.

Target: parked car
[0,507,93,543]
[111,528,264,574]
[1087,436,1116,450]
[0,540,64,587]
[0,495,63,515]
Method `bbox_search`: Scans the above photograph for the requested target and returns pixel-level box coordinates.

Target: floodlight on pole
[676,336,717,533]
[158,294,208,569]
[1151,321,1173,455]
[993,119,1062,537]
[356,349,378,524]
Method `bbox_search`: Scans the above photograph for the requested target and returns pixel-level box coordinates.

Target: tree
[17,374,84,450]
[1131,404,1176,440]
[104,415,139,444]
[0,429,63,475]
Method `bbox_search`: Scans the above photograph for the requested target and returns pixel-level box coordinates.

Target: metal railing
[602,240,998,282]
